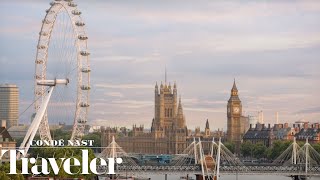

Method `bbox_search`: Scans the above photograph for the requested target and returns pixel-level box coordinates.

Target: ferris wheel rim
[34,0,90,142]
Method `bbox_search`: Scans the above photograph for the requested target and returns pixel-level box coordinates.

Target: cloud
[294,107,320,115]
[111,100,153,108]
[255,93,311,102]
[95,111,139,115]
[210,33,320,53]
[184,107,225,113]
[2,0,320,129]
[93,54,161,63]
[92,1,320,25]
[104,92,124,98]
[92,99,153,109]
[202,100,227,105]
[96,83,152,89]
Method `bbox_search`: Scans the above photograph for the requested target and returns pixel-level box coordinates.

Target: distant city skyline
[0,1,319,129]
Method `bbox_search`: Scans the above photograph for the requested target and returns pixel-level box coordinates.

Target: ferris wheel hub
[37,79,69,86]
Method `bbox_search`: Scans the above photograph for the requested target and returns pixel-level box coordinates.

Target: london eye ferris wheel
[20,0,91,154]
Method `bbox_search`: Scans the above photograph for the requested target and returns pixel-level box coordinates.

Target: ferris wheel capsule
[42,19,52,24]
[77,118,87,123]
[81,67,91,73]
[39,31,48,36]
[75,21,85,26]
[35,59,44,64]
[81,85,91,90]
[46,9,55,14]
[80,51,90,56]
[72,10,81,15]
[80,102,89,107]
[68,2,77,7]
[37,45,47,49]
[78,35,88,40]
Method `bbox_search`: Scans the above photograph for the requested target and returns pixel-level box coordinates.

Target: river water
[143,175,320,180]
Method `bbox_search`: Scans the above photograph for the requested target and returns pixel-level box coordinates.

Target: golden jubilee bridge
[97,137,320,180]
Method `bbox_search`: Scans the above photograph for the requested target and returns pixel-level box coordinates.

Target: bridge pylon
[173,137,246,180]
[273,137,320,177]
[298,138,320,174]
[273,137,301,165]
[98,136,138,167]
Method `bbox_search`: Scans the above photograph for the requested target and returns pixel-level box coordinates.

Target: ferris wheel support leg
[210,137,215,157]
[198,138,205,180]
[216,138,221,180]
[18,86,55,158]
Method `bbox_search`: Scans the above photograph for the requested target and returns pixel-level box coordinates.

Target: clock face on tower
[233,107,240,114]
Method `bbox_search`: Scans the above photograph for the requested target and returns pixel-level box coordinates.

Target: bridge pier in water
[195,174,215,180]
[291,175,308,180]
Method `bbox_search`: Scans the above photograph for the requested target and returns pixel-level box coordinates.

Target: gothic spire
[165,66,167,85]
[177,96,183,115]
[232,78,238,91]
[205,119,209,129]
[176,96,185,128]
[155,82,158,93]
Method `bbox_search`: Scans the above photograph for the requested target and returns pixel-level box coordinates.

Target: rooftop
[0,127,14,141]
[0,84,18,88]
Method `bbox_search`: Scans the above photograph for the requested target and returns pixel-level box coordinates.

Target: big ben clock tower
[227,79,242,154]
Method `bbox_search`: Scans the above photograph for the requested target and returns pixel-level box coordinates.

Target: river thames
[144,175,320,180]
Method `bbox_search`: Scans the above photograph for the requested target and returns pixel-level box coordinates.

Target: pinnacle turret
[155,82,159,93]
[205,119,209,129]
[231,79,239,96]
[232,78,238,92]
[176,96,185,128]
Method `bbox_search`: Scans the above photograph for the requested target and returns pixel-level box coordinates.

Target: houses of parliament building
[101,78,248,154]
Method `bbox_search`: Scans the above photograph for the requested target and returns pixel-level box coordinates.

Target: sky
[0,0,320,131]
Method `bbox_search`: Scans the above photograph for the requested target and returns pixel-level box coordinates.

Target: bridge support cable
[171,138,199,166]
[98,136,138,167]
[194,137,198,164]
[293,137,297,165]
[198,138,214,180]
[198,138,206,180]
[209,138,247,177]
[210,137,217,157]
[297,138,320,174]
[272,138,320,175]
[305,138,308,175]
[272,138,301,166]
[97,137,320,176]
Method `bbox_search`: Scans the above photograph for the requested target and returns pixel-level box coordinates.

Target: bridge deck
[98,165,320,176]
